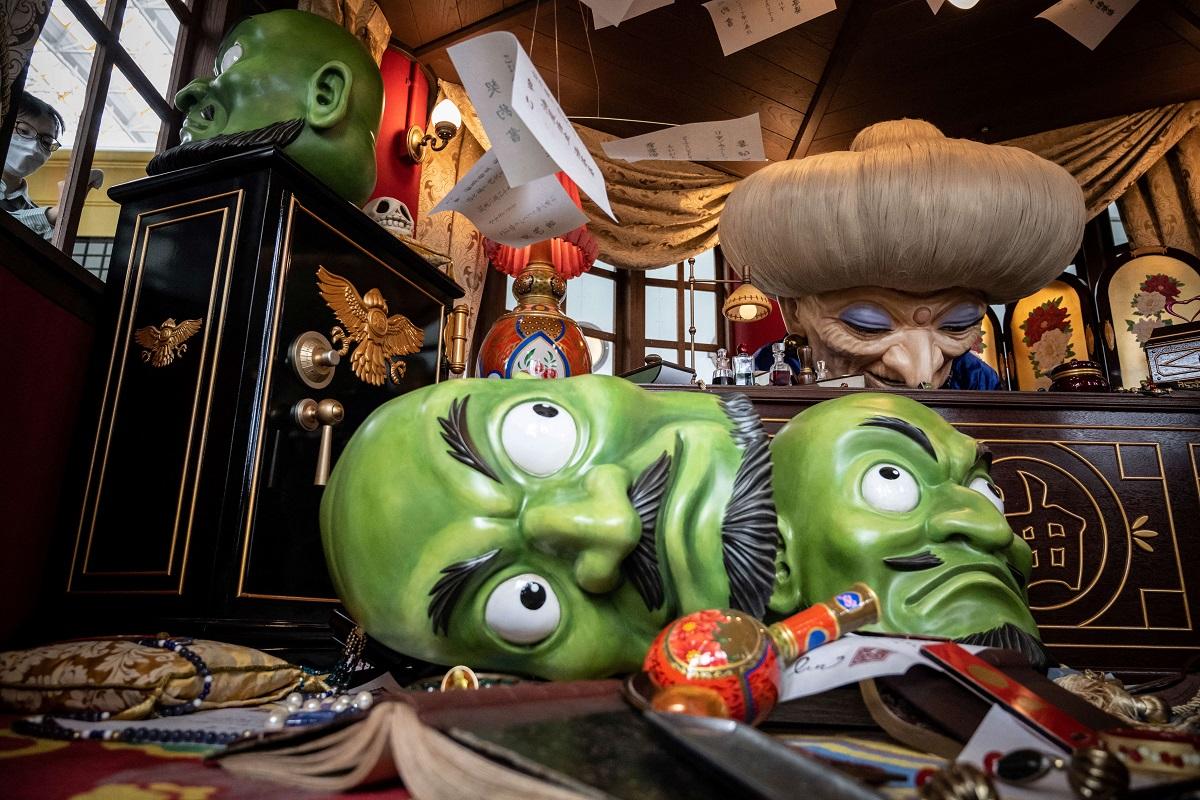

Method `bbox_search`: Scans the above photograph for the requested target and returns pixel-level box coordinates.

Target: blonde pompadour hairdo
[718,119,1086,305]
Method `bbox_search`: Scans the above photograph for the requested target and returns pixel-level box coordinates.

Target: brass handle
[292,397,345,486]
[444,304,471,375]
[314,399,345,487]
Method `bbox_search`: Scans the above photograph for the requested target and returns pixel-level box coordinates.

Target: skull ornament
[363,196,415,238]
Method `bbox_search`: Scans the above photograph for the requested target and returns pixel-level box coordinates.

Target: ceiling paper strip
[1036,0,1140,50]
[702,0,837,56]
[600,113,767,162]
[430,149,588,248]
[588,0,674,28]
[448,31,617,220]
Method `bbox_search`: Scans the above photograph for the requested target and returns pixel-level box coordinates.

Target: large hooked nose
[520,464,641,594]
[926,488,1014,554]
[881,329,946,388]
[175,78,210,114]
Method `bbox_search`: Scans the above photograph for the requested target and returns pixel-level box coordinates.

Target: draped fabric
[1005,102,1200,227]
[297,0,391,64]
[2,0,51,129]
[415,82,491,360]
[1116,128,1200,257]
[435,81,739,271]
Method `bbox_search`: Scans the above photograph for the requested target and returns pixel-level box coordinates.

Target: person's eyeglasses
[14,120,62,153]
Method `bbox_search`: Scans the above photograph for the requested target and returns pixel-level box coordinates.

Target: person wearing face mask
[719,119,1087,390]
[2,92,66,240]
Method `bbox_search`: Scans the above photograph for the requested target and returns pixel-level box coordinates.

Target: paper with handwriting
[430,149,587,248]
[1037,0,1139,50]
[703,0,836,56]
[448,32,616,220]
[601,113,765,162]
[588,0,673,27]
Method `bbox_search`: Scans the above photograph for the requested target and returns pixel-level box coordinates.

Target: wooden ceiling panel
[382,0,424,49]
[456,0,506,26]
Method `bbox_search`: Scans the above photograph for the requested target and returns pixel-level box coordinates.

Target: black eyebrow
[439,396,502,483]
[427,549,501,636]
[976,443,994,470]
[860,416,938,462]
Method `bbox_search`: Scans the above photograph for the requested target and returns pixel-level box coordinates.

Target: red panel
[734,299,787,353]
[371,48,430,214]
[0,269,94,644]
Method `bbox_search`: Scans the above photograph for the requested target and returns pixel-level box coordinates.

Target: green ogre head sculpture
[155,10,383,205]
[321,377,1043,679]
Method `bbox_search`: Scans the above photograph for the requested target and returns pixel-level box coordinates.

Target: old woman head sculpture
[719,120,1086,389]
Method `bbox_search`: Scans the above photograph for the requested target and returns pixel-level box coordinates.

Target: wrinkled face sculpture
[321,376,777,679]
[782,288,987,389]
[166,10,383,205]
[770,393,1038,641]
[322,378,1039,679]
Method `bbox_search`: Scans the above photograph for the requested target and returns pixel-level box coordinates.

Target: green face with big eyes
[320,376,768,679]
[769,393,1038,640]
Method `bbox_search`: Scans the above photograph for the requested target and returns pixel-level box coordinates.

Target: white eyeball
[860,463,920,513]
[218,43,243,74]
[500,401,578,476]
[969,476,1005,514]
[484,574,561,645]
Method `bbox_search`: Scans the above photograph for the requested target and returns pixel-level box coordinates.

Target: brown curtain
[1116,128,1200,256]
[297,0,391,64]
[415,82,491,358]
[1005,102,1200,223]
[2,0,52,128]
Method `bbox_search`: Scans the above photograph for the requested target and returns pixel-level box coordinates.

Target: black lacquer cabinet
[56,149,462,650]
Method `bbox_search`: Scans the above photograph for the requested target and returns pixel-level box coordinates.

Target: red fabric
[0,715,411,799]
[371,48,428,213]
[0,269,93,644]
[483,174,598,279]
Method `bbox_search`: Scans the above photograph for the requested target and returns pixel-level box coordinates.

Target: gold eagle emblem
[317,266,424,385]
[134,318,203,367]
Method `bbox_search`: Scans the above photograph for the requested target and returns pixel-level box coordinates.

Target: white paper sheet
[702,0,837,56]
[777,634,984,701]
[958,706,1075,800]
[448,32,616,220]
[600,113,765,162]
[1037,0,1140,50]
[430,149,588,248]
[590,0,674,27]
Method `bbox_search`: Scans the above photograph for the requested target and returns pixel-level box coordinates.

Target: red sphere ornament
[642,584,879,726]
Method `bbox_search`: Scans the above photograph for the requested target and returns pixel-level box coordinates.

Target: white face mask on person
[4,135,50,180]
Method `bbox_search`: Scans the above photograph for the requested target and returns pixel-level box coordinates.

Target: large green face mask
[170,10,383,205]
[770,393,1037,640]
[321,376,773,679]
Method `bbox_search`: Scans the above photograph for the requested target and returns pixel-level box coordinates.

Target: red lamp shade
[483,173,599,280]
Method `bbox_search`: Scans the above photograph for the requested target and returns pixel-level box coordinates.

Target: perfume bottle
[769,341,794,386]
[815,360,829,382]
[711,348,735,386]
[796,341,817,385]
[733,345,754,386]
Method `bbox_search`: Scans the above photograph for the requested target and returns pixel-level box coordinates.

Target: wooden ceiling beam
[788,0,882,159]
[413,0,538,56]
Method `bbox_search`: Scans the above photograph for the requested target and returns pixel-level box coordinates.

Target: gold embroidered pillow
[0,639,316,719]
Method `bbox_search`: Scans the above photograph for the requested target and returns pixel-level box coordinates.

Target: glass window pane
[691,289,717,348]
[120,0,181,98]
[690,249,716,280]
[645,285,678,341]
[565,272,614,333]
[582,333,613,375]
[1107,203,1129,247]
[644,263,678,279]
[645,346,681,366]
[693,350,721,385]
[100,65,162,149]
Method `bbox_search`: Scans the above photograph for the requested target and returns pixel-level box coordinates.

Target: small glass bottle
[796,342,816,385]
[815,360,830,382]
[769,342,794,386]
[711,348,735,386]
[733,344,754,386]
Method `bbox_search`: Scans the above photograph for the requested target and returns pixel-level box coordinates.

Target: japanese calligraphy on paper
[1037,0,1140,50]
[600,113,766,162]
[430,150,588,248]
[703,0,836,56]
[447,31,616,220]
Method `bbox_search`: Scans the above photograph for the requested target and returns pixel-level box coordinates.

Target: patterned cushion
[0,639,317,719]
